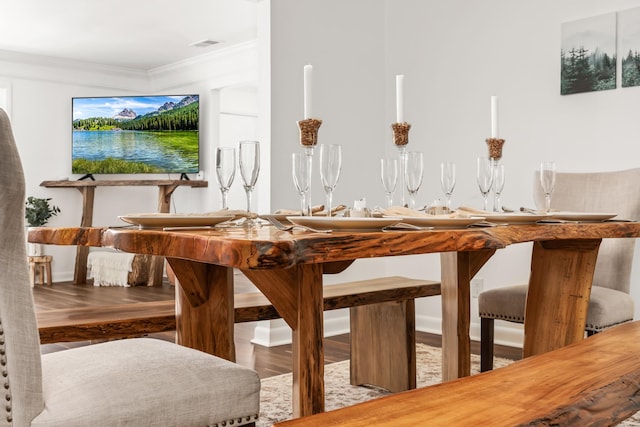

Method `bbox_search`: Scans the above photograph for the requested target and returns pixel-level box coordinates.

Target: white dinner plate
[397,216,486,228]
[119,213,234,229]
[482,213,550,223]
[549,212,618,222]
[286,216,402,231]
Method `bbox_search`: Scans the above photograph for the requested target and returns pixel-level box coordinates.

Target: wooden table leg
[440,250,495,381]
[523,239,601,357]
[243,264,325,418]
[73,186,95,285]
[166,258,235,361]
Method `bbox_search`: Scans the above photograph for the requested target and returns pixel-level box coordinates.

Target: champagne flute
[215,147,235,210]
[239,140,260,226]
[380,158,398,208]
[319,144,342,216]
[292,152,310,215]
[476,157,494,211]
[540,161,556,212]
[405,151,424,210]
[440,161,456,212]
[492,163,505,212]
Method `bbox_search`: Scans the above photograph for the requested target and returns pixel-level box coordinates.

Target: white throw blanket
[87,251,135,287]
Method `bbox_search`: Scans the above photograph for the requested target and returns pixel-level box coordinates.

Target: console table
[40,179,208,286]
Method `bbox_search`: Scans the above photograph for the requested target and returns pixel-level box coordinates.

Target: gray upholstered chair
[0,108,260,426]
[478,168,640,372]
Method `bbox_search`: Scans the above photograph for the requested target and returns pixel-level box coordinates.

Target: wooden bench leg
[350,300,416,393]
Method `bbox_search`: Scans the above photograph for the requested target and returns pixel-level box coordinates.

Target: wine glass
[319,144,342,216]
[239,140,260,226]
[440,161,456,212]
[215,147,235,210]
[476,157,494,211]
[492,163,505,212]
[405,151,424,210]
[380,158,398,208]
[540,161,556,212]
[292,152,311,215]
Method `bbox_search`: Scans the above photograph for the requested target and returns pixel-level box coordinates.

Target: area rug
[257,343,640,426]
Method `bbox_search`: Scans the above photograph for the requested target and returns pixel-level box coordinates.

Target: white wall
[266,0,640,347]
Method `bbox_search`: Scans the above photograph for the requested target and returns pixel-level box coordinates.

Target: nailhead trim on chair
[0,322,11,423]
[209,413,259,427]
[479,313,525,323]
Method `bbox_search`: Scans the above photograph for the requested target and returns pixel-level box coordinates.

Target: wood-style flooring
[33,279,522,379]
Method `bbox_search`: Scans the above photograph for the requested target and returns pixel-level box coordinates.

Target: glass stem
[305,148,314,216]
[386,193,393,209]
[299,193,306,215]
[483,194,489,211]
[221,190,228,210]
[326,191,333,217]
[545,194,551,212]
[245,188,253,214]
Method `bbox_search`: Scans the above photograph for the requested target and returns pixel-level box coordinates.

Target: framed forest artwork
[620,7,640,88]
[561,13,616,95]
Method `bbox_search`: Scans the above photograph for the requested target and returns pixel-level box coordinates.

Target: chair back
[0,109,44,425]
[533,168,640,294]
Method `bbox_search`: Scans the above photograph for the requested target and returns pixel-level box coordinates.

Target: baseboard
[251,312,525,350]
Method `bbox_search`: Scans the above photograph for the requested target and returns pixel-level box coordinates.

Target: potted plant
[25,197,61,256]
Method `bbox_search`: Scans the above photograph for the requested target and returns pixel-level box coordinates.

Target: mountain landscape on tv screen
[72,95,199,175]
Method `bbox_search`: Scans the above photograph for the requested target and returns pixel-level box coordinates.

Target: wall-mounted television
[72,95,199,178]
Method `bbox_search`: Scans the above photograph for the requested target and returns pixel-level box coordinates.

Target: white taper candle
[491,95,498,138]
[304,65,313,119]
[396,75,404,123]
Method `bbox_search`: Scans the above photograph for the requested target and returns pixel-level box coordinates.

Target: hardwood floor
[34,280,521,379]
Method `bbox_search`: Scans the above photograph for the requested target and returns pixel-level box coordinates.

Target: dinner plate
[398,216,486,228]
[119,213,234,229]
[286,216,402,231]
[549,212,617,222]
[482,213,550,223]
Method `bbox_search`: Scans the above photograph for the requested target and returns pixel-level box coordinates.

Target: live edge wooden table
[28,221,640,418]
[40,179,207,286]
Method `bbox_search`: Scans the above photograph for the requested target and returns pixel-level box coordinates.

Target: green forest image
[560,47,616,95]
[620,7,640,88]
[560,13,616,96]
[72,95,199,174]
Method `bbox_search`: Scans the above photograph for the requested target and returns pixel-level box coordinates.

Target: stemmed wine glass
[476,157,495,211]
[215,147,236,210]
[492,163,505,212]
[380,158,398,208]
[440,161,456,212]
[405,152,424,210]
[239,140,260,227]
[540,161,556,212]
[319,144,342,216]
[292,152,310,215]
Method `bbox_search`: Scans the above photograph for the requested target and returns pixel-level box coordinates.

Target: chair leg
[480,317,495,372]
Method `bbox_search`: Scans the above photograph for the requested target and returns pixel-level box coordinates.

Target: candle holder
[298,118,322,147]
[392,122,411,207]
[298,118,323,215]
[485,137,505,161]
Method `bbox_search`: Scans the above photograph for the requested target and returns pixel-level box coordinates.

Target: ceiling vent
[191,39,220,48]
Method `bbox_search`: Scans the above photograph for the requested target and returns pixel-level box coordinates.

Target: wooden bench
[274,320,640,427]
[37,276,440,391]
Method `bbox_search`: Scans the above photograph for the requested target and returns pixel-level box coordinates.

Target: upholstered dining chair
[478,168,640,372]
[0,108,260,426]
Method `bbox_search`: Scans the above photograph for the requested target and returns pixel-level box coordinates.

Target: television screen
[72,95,199,175]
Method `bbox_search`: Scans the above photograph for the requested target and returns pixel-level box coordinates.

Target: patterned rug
[257,343,640,426]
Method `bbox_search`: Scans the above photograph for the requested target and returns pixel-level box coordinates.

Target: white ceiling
[0,0,258,71]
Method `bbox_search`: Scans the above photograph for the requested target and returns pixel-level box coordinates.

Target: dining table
[28,219,640,418]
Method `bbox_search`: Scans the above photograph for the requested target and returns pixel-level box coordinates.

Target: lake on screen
[72,130,198,170]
